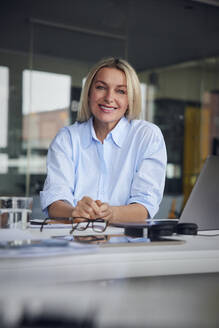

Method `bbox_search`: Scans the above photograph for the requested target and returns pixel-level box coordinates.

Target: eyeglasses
[40,217,108,234]
[70,217,108,234]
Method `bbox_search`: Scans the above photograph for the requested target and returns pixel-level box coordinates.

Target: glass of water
[0,197,33,229]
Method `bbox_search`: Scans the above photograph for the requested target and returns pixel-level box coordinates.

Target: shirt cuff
[127,197,159,219]
[40,187,75,217]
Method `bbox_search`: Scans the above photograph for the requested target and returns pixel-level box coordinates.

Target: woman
[40,57,167,223]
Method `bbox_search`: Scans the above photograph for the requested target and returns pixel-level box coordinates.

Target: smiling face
[89,67,129,131]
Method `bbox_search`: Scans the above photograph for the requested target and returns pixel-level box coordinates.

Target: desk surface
[0,227,219,328]
[0,227,219,285]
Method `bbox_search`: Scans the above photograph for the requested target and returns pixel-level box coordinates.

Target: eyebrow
[95,80,127,88]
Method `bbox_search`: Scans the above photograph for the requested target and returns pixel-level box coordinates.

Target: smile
[99,105,117,112]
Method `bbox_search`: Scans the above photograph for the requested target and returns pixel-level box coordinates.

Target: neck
[93,119,119,143]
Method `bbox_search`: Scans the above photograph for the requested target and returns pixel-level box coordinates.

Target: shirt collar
[82,116,130,148]
[81,117,93,148]
[110,116,130,148]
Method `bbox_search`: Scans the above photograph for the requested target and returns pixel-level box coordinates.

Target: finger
[98,204,114,222]
[99,212,113,222]
[77,207,99,221]
[77,199,95,214]
[73,202,92,218]
[72,208,90,219]
[78,202,94,214]
[99,203,108,212]
[83,197,101,215]
[95,200,102,207]
[73,217,88,223]
[98,203,111,217]
[83,204,99,220]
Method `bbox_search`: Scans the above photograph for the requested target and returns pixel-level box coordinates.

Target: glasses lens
[92,219,108,232]
[73,218,89,231]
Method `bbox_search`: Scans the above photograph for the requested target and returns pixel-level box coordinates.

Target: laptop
[180,155,219,231]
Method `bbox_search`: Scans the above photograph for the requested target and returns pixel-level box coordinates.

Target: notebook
[180,155,219,231]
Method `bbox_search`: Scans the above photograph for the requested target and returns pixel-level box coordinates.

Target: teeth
[100,105,116,111]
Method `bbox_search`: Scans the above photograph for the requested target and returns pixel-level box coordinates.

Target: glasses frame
[70,217,108,234]
[40,217,108,234]
[40,217,72,232]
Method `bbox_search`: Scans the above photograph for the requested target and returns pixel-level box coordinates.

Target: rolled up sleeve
[40,128,76,216]
[128,126,167,218]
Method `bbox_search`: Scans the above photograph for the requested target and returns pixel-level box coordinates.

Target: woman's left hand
[95,200,115,222]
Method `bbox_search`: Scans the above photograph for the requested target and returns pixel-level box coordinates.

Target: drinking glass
[0,197,33,229]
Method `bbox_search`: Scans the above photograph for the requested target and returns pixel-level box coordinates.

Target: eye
[117,89,126,94]
[96,85,105,90]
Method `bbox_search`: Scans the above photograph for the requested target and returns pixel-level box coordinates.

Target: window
[22,70,71,149]
[0,66,9,148]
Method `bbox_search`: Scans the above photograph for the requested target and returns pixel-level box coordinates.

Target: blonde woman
[40,57,167,223]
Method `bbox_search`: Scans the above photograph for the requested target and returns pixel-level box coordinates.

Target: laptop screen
[180,156,219,231]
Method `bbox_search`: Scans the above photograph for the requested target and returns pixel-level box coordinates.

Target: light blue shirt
[40,117,167,218]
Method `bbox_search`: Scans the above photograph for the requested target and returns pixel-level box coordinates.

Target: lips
[99,104,117,112]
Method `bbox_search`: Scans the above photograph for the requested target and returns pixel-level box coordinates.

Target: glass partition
[0,66,9,177]
[139,57,219,217]
[0,23,88,203]
[0,66,9,149]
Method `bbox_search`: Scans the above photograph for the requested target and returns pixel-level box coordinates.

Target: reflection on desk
[0,227,219,327]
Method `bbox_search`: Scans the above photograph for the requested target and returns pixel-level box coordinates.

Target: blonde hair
[77,57,142,122]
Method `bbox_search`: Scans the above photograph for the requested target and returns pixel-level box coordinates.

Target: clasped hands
[72,196,114,222]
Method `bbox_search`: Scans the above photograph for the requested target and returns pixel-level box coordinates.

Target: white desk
[0,227,219,327]
[0,227,219,284]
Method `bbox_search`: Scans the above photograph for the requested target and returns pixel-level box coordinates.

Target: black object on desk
[175,222,198,235]
[148,221,178,241]
[111,220,198,241]
[111,222,148,238]
[111,220,178,240]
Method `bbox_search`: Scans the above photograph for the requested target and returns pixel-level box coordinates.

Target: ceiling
[1,0,219,71]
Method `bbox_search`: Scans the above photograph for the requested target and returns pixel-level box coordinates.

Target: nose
[104,89,114,103]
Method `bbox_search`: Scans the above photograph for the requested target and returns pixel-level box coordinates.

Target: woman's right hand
[72,196,101,220]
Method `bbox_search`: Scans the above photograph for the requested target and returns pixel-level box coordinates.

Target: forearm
[111,203,148,223]
[48,200,74,218]
[48,197,101,219]
[48,200,149,223]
